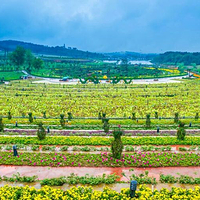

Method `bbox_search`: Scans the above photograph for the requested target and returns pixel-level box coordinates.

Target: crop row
[0,185,199,199]
[0,151,199,167]
[1,171,200,186]
[2,144,200,152]
[0,80,200,117]
[0,136,200,145]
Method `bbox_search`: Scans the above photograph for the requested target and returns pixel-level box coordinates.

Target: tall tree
[25,50,34,71]
[32,57,43,70]
[9,46,26,70]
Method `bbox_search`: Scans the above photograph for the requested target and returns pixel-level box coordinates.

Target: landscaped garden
[0,79,199,199]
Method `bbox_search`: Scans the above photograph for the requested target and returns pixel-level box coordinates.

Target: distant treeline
[153,52,200,65]
[0,40,104,59]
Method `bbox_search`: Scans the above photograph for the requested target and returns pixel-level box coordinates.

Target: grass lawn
[0,71,24,81]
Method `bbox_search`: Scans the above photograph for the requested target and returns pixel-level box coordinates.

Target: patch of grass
[0,71,24,81]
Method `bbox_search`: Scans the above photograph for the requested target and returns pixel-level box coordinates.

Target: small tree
[0,117,4,132]
[67,112,73,121]
[132,112,136,120]
[103,119,110,133]
[28,112,33,123]
[174,113,179,123]
[146,114,151,128]
[60,114,65,127]
[37,122,46,140]
[43,111,47,119]
[111,127,124,159]
[98,112,102,120]
[155,112,158,119]
[177,121,186,140]
[195,113,199,120]
[102,113,106,123]
[8,111,12,120]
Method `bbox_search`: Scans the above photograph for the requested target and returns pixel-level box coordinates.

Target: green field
[0,71,24,81]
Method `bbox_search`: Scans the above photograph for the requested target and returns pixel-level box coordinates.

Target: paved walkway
[0,165,199,181]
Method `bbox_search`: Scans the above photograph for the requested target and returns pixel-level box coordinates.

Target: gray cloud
[0,0,200,53]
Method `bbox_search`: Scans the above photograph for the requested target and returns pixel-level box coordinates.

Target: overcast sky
[0,0,200,53]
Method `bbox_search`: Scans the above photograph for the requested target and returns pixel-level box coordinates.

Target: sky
[0,0,200,53]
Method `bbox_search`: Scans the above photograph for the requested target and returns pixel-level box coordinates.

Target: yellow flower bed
[0,185,199,200]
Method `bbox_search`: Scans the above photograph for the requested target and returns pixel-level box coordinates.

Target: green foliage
[42,145,55,151]
[155,111,158,119]
[28,112,33,123]
[127,170,157,185]
[67,112,73,120]
[32,57,43,71]
[40,173,119,186]
[111,128,124,159]
[153,51,200,65]
[60,146,69,151]
[195,113,199,120]
[177,121,186,140]
[146,114,151,127]
[101,113,106,123]
[31,145,39,151]
[160,174,200,184]
[9,46,26,69]
[3,173,38,183]
[174,112,179,123]
[43,111,46,118]
[103,119,110,133]
[132,112,136,120]
[8,111,12,120]
[60,114,65,127]
[0,117,4,132]
[37,122,46,140]
[98,112,102,120]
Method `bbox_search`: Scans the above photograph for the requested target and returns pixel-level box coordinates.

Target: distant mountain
[0,40,105,59]
[153,51,200,65]
[104,51,157,60]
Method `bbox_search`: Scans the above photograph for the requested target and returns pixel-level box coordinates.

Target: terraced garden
[0,79,200,199]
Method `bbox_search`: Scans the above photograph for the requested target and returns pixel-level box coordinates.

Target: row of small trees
[5,111,200,123]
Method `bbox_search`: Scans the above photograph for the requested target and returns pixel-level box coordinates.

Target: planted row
[2,173,119,186]
[0,185,199,199]
[0,151,199,167]
[1,171,200,186]
[0,136,200,145]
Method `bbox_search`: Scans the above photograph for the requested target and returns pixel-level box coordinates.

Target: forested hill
[104,51,157,60]
[153,51,200,65]
[0,40,104,59]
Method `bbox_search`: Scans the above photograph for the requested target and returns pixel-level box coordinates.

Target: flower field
[0,185,199,200]
[0,80,200,199]
[0,80,200,118]
[0,136,200,145]
[0,151,199,167]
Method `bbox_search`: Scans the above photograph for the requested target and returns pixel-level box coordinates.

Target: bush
[195,113,199,120]
[174,112,179,123]
[8,111,12,120]
[98,112,102,120]
[37,122,46,140]
[28,112,33,123]
[155,112,158,119]
[177,121,186,140]
[60,114,65,127]
[111,128,124,159]
[67,112,72,121]
[43,111,46,118]
[146,114,151,127]
[132,113,136,120]
[0,117,4,132]
[102,113,106,123]
[103,119,110,133]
